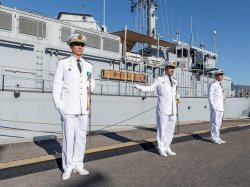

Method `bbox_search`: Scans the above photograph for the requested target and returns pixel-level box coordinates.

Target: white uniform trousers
[157,114,177,152]
[62,114,88,172]
[210,110,223,141]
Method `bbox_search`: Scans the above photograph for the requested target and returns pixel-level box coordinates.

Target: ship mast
[82,0,85,14]
[212,30,217,53]
[130,0,158,38]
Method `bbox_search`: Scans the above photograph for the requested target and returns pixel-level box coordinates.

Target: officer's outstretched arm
[133,77,160,93]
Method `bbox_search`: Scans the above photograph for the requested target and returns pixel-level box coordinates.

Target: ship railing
[0,65,55,92]
[1,74,53,92]
[2,65,54,75]
[1,71,223,98]
[0,72,3,91]
[94,78,157,97]
[178,86,208,98]
[94,78,210,98]
[0,65,5,91]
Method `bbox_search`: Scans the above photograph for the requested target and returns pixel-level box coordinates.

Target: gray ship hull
[0,91,249,142]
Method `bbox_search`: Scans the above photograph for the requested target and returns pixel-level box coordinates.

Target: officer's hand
[176,99,180,104]
[131,84,139,89]
[212,108,217,112]
[58,108,65,120]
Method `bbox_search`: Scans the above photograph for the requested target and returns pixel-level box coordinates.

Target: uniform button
[80,93,82,95]
[81,81,83,83]
[80,75,82,77]
[80,87,82,89]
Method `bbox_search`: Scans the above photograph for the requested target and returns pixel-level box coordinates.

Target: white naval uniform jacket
[52,55,95,115]
[208,80,224,112]
[135,74,179,115]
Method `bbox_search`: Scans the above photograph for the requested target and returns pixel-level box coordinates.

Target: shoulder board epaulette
[156,76,163,80]
[61,57,68,60]
[84,59,93,66]
[58,56,68,61]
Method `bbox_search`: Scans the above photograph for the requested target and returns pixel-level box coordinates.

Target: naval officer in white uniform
[208,70,226,145]
[52,34,95,180]
[133,61,180,157]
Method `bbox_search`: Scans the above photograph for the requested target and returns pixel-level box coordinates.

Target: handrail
[5,69,36,75]
[3,65,54,74]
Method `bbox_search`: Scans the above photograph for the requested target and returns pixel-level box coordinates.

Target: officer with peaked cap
[53,34,95,180]
[133,60,180,157]
[208,70,226,145]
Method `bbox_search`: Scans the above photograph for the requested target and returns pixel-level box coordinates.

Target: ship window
[61,26,71,42]
[19,16,46,38]
[183,49,188,57]
[75,30,101,49]
[196,51,203,61]
[177,49,182,57]
[103,37,120,53]
[0,11,12,31]
[169,47,176,54]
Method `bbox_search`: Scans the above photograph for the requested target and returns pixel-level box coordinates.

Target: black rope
[0,106,157,134]
[97,106,156,131]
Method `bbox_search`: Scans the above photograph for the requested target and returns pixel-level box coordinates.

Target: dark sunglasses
[166,66,176,69]
[71,42,85,47]
[215,73,224,77]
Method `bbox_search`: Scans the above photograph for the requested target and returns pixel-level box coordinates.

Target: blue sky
[1,0,249,85]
